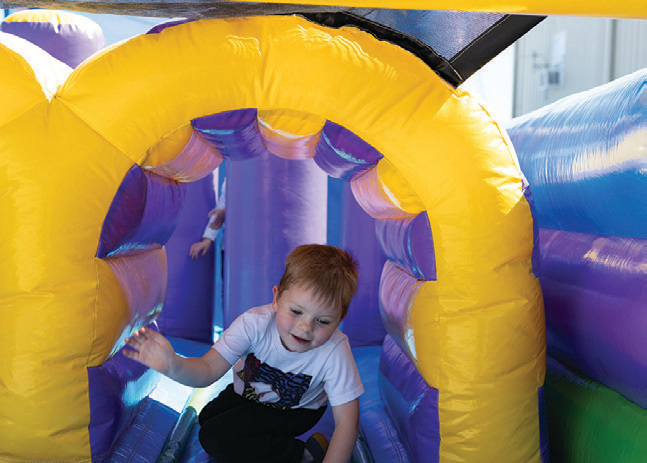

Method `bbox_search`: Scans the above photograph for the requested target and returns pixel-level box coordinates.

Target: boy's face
[272,284,342,353]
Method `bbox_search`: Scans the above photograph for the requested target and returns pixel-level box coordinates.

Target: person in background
[189,178,226,259]
[123,244,363,463]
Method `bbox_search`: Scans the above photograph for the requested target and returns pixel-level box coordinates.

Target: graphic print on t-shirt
[238,353,312,409]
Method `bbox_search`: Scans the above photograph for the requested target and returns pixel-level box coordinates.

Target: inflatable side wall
[157,172,218,343]
[1,9,105,68]
[506,69,647,462]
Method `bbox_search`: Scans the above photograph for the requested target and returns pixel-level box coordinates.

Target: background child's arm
[325,399,360,463]
[123,327,232,388]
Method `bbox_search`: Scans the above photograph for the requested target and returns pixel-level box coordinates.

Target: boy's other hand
[123,327,175,374]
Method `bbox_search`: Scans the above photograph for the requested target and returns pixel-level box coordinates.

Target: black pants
[198,384,326,463]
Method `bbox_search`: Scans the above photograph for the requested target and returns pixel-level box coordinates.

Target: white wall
[461,43,515,124]
[513,15,647,116]
[75,12,169,46]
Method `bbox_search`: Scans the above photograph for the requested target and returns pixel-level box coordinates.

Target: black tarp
[0,1,543,85]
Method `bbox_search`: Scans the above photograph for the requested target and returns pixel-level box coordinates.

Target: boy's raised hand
[123,327,175,374]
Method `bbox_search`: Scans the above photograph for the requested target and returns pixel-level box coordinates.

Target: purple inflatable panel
[351,166,415,220]
[192,109,266,161]
[538,385,549,463]
[97,166,185,258]
[87,346,161,461]
[522,176,541,277]
[339,182,388,347]
[258,116,321,160]
[540,228,647,408]
[157,173,217,343]
[379,261,421,359]
[353,345,413,463]
[507,70,647,240]
[224,152,327,326]
[313,121,382,180]
[375,212,436,281]
[146,18,197,34]
[1,19,105,68]
[379,335,440,463]
[147,130,223,183]
[104,249,168,355]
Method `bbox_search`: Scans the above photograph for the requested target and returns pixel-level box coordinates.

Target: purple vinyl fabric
[507,70,647,239]
[97,166,185,258]
[1,19,105,68]
[192,109,266,161]
[353,345,413,463]
[146,18,197,34]
[157,173,217,343]
[379,261,421,361]
[314,121,382,180]
[104,249,167,354]
[90,250,168,457]
[147,130,223,183]
[339,182,388,347]
[538,385,549,463]
[379,335,440,463]
[522,175,541,277]
[224,151,327,326]
[351,166,415,220]
[87,349,161,461]
[375,212,436,281]
[258,117,321,160]
[540,228,647,408]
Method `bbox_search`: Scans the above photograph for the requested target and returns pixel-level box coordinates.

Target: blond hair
[276,244,359,319]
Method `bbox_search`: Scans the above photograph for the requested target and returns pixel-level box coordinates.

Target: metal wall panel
[613,19,647,79]
[512,16,647,117]
[513,16,615,116]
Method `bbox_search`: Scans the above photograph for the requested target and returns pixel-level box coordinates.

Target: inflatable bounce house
[0,2,644,462]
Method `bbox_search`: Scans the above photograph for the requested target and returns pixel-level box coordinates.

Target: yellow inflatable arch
[0,16,544,461]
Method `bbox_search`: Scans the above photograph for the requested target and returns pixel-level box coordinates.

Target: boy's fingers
[122,347,136,358]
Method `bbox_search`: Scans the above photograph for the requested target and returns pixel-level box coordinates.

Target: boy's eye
[290,308,302,315]
[317,319,331,325]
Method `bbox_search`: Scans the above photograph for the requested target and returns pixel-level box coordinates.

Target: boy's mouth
[291,334,310,344]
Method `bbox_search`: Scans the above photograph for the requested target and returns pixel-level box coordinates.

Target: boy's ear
[271,285,279,310]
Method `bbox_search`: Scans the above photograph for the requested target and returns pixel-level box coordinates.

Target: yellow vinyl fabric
[0,32,71,123]
[0,15,544,461]
[226,0,647,18]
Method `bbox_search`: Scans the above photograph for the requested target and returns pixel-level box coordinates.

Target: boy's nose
[298,319,314,333]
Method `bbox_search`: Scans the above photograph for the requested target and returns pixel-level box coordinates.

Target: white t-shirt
[214,304,364,410]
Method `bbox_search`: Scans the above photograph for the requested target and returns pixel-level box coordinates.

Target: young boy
[124,244,363,463]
